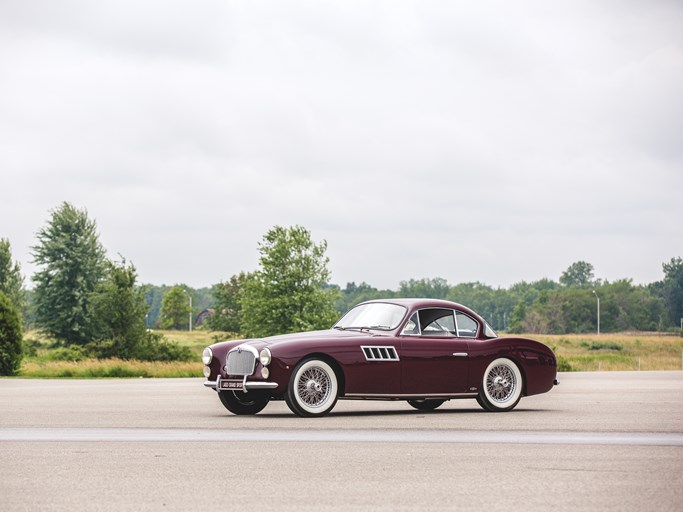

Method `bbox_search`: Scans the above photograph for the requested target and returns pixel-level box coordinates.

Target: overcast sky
[1,1,682,291]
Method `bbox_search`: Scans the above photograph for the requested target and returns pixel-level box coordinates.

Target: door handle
[452,352,468,357]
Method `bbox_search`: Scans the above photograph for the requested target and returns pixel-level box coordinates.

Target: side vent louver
[361,346,399,361]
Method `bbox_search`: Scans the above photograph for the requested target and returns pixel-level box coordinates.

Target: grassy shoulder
[518,332,683,372]
[13,330,683,378]
[17,329,239,378]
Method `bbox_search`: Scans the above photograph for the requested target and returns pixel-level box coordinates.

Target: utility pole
[592,290,600,336]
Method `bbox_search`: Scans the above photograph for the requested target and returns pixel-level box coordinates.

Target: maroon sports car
[203,298,559,417]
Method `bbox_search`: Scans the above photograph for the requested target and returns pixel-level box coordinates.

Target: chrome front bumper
[204,375,279,392]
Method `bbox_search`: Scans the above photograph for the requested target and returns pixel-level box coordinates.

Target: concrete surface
[1,372,682,511]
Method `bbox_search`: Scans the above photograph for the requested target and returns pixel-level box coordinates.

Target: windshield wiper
[335,325,391,332]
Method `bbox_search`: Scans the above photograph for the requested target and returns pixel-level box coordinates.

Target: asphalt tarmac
[1,371,682,511]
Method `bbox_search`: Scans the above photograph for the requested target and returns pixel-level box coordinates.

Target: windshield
[334,303,407,331]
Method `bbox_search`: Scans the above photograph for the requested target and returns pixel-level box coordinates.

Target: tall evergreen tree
[0,238,25,317]
[0,291,23,376]
[241,225,339,338]
[32,203,106,345]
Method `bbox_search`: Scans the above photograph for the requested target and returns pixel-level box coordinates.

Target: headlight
[203,366,211,378]
[202,347,213,365]
[261,366,270,379]
[259,348,271,366]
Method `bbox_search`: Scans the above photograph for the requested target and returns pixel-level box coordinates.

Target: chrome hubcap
[306,380,322,393]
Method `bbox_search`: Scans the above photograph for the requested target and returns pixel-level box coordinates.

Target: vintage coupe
[203,299,559,417]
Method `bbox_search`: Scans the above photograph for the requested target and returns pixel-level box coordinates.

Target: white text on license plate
[221,380,243,390]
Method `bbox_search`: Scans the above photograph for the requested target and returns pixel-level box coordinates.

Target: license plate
[220,379,244,391]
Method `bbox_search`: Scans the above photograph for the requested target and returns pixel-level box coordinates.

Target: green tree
[241,225,339,338]
[659,257,683,327]
[207,272,250,333]
[398,277,450,299]
[560,261,595,288]
[336,281,395,313]
[159,285,192,330]
[507,301,527,333]
[0,238,25,319]
[32,203,106,345]
[0,291,23,376]
[88,259,149,359]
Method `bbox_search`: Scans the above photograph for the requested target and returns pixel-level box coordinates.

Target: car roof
[360,297,468,310]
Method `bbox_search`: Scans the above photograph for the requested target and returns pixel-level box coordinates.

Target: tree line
[1,201,682,375]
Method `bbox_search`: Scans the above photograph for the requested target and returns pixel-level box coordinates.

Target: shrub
[586,341,623,351]
[87,330,193,362]
[47,345,87,361]
[0,291,23,375]
[557,357,572,372]
[22,338,42,357]
[134,331,193,362]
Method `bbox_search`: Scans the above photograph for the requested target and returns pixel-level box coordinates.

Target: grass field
[14,330,683,378]
[526,332,683,372]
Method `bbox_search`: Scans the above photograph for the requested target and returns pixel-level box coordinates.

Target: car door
[399,308,471,395]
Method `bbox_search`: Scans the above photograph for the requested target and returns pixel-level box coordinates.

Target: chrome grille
[226,346,257,376]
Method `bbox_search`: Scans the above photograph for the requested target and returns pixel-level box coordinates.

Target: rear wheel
[477,358,523,412]
[284,358,339,417]
[407,399,445,411]
[218,390,269,415]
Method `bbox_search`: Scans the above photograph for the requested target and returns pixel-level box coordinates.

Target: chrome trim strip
[452,352,468,357]
[344,392,478,399]
[245,382,279,390]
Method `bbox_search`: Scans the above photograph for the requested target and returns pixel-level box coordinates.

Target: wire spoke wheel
[485,364,517,402]
[296,367,332,407]
[285,358,339,417]
[478,358,523,412]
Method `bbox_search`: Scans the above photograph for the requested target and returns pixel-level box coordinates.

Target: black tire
[407,399,445,411]
[477,357,523,412]
[284,358,339,417]
[218,390,269,415]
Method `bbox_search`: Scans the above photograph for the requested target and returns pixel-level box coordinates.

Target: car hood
[240,328,388,349]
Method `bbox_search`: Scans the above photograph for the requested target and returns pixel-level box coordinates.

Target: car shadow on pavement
[245,405,551,418]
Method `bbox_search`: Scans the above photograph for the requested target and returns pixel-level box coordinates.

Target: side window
[455,311,478,338]
[424,313,455,333]
[419,308,456,336]
[401,313,420,335]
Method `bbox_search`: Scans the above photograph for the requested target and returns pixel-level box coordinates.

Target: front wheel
[284,358,339,417]
[477,358,523,412]
[407,399,445,411]
[218,390,269,415]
